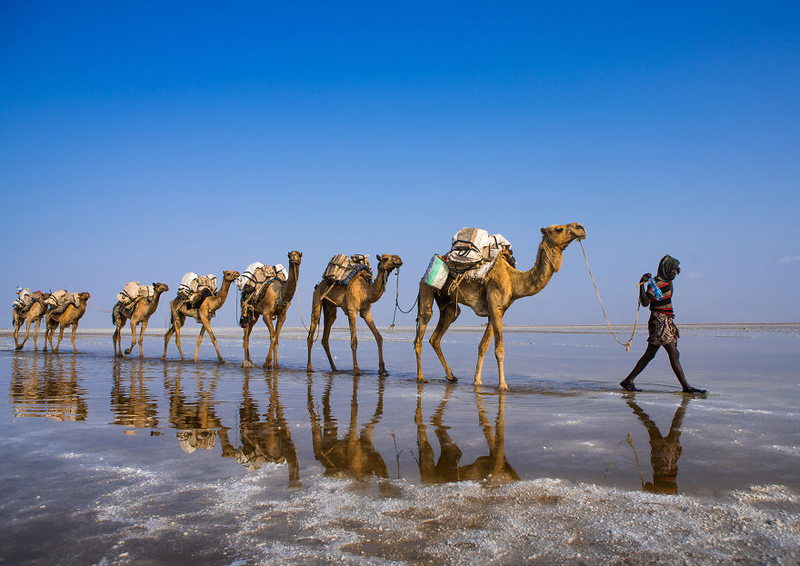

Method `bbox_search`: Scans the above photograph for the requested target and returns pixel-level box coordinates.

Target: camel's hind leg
[242,319,256,366]
[263,314,277,369]
[113,324,122,357]
[197,315,223,362]
[55,325,66,353]
[321,302,338,372]
[125,320,138,356]
[347,310,361,376]
[32,318,42,350]
[269,310,288,370]
[71,323,80,354]
[18,318,33,350]
[13,316,22,349]
[429,298,461,382]
[414,282,436,382]
[360,307,386,376]
[473,323,494,386]
[163,311,185,361]
[137,320,149,358]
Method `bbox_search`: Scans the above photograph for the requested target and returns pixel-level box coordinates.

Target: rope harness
[578,240,641,352]
[389,268,418,329]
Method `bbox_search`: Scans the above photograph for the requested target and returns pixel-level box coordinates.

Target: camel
[414,223,586,390]
[241,251,303,368]
[162,270,239,362]
[13,292,51,350]
[306,254,403,376]
[112,282,170,358]
[44,292,91,354]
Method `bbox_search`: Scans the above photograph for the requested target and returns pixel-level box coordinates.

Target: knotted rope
[578,240,640,352]
[389,268,418,329]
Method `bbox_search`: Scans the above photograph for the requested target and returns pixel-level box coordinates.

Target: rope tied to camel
[578,240,641,352]
[89,299,113,313]
[389,268,418,329]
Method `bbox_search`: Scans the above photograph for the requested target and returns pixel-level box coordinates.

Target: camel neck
[366,267,390,303]
[283,262,300,302]
[511,238,565,299]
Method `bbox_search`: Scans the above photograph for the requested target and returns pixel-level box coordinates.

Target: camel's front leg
[13,318,21,349]
[270,310,288,370]
[321,302,338,372]
[162,324,174,360]
[113,324,121,357]
[430,300,460,382]
[263,314,277,369]
[347,310,360,376]
[71,323,80,354]
[199,316,223,362]
[306,291,323,372]
[43,323,52,352]
[414,284,435,382]
[194,325,206,361]
[32,318,42,350]
[473,323,495,386]
[174,314,186,361]
[137,320,149,358]
[55,325,66,353]
[242,319,256,366]
[490,312,507,391]
[125,320,138,356]
[19,319,33,350]
[360,308,386,376]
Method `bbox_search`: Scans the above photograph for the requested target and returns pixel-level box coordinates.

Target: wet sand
[1,325,798,565]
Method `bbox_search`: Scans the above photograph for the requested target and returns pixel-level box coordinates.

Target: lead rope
[389,268,418,329]
[578,240,640,352]
[89,299,113,313]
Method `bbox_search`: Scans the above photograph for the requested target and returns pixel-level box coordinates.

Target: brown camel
[306,254,403,376]
[162,270,239,362]
[112,282,170,358]
[13,292,51,350]
[44,292,91,354]
[241,251,303,368]
[414,223,586,390]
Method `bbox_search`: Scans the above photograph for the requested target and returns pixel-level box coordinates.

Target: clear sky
[2,1,799,329]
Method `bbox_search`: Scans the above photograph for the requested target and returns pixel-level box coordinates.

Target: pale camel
[306,254,403,376]
[44,292,91,354]
[414,223,586,390]
[241,251,302,369]
[112,282,170,358]
[13,292,51,350]
[162,270,239,362]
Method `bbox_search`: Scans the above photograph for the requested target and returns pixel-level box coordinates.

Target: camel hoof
[15,345,23,350]
[353,370,361,377]
[124,349,132,356]
[446,375,458,383]
[379,370,389,377]
[416,377,428,383]
[241,360,256,368]
[160,356,166,361]
[306,367,314,373]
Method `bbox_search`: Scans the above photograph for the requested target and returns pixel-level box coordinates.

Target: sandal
[620,380,642,392]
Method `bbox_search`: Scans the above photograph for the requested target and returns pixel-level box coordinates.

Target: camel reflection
[626,396,690,494]
[220,370,299,486]
[10,354,88,421]
[110,359,159,432]
[164,363,231,454]
[416,383,518,484]
[307,375,388,480]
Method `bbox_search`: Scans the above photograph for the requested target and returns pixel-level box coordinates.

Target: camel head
[288,250,303,265]
[376,254,403,273]
[222,270,241,282]
[153,282,170,294]
[78,292,91,302]
[540,223,586,250]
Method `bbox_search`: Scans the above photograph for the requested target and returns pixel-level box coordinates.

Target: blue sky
[2,1,799,329]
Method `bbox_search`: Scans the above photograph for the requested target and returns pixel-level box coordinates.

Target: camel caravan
[9,223,588,390]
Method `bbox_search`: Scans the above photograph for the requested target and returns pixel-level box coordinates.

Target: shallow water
[1,325,799,565]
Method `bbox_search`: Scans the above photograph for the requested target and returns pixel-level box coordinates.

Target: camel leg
[137,320,148,358]
[473,323,495,386]
[271,310,288,370]
[347,310,360,376]
[263,315,277,369]
[306,289,323,372]
[33,318,42,350]
[430,300,461,382]
[19,318,33,350]
[125,319,137,356]
[489,312,507,391]
[174,312,187,361]
[242,319,256,366]
[162,324,174,360]
[194,325,206,361]
[71,323,79,354]
[198,316,223,362]
[321,302,338,372]
[44,323,51,352]
[360,308,387,376]
[414,283,435,382]
[55,325,65,353]
[113,324,120,357]
[13,317,21,349]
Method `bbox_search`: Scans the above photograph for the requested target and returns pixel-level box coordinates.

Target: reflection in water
[626,396,691,494]
[221,369,300,487]
[110,359,159,432]
[307,375,388,481]
[416,383,519,484]
[163,362,232,454]
[10,354,88,421]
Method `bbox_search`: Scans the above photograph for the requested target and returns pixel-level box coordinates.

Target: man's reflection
[221,369,300,486]
[110,359,158,431]
[416,384,518,484]
[164,362,231,455]
[307,375,388,480]
[626,396,690,494]
[10,353,88,421]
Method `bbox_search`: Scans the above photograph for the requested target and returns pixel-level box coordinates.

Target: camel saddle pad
[117,281,141,304]
[323,254,372,285]
[45,289,69,307]
[13,287,31,309]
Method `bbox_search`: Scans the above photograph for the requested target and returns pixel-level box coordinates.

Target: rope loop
[390,268,418,329]
[579,240,640,352]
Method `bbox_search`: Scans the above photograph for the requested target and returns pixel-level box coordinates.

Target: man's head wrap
[657,255,680,281]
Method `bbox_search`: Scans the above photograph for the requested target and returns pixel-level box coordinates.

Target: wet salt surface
[1,325,798,565]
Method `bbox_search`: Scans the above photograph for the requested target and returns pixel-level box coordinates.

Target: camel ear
[376,254,383,262]
[540,227,546,235]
